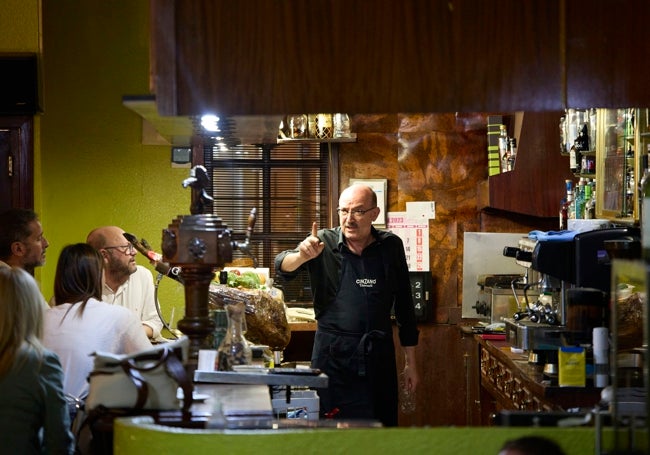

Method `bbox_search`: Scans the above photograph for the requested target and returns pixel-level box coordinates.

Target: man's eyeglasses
[336,207,376,218]
[103,244,135,255]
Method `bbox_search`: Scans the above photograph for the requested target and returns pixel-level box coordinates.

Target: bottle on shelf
[588,108,597,151]
[569,145,580,174]
[576,123,590,153]
[560,179,574,230]
[641,159,650,261]
[507,137,517,171]
[639,152,650,226]
[626,169,635,216]
[498,124,509,173]
[566,109,578,153]
[560,114,568,155]
[574,178,587,219]
[584,181,595,220]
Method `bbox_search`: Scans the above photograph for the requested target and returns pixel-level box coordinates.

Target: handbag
[85,336,193,412]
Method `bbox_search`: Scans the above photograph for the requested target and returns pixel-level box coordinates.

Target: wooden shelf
[277,134,357,145]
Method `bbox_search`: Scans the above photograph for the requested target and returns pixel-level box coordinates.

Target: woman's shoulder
[17,345,63,372]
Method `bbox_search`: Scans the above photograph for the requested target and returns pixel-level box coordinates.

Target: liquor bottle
[577,123,590,152]
[584,180,595,219]
[569,145,580,174]
[559,114,568,154]
[498,124,509,172]
[568,186,577,221]
[559,179,573,230]
[589,108,597,150]
[507,138,517,171]
[566,109,578,152]
[639,152,650,227]
[626,169,635,216]
[640,154,650,260]
[574,178,586,219]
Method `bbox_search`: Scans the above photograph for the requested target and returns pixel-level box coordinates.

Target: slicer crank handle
[245,207,257,243]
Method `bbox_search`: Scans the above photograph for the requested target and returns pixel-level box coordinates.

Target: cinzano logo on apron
[355,278,377,288]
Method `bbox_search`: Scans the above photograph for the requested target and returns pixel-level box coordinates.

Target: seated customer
[0,267,74,455]
[86,226,164,341]
[43,243,152,401]
[0,208,50,275]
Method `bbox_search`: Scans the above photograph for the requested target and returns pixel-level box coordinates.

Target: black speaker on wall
[0,54,39,115]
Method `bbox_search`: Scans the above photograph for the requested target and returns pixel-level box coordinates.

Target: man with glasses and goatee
[87,226,163,341]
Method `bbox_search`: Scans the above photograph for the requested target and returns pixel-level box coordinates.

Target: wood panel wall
[152,0,563,116]
[151,0,650,117]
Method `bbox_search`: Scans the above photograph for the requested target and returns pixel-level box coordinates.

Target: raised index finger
[311,221,318,238]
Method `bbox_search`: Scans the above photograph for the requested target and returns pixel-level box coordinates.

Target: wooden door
[0,116,33,211]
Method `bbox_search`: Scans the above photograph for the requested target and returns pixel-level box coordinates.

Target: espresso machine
[503,227,640,366]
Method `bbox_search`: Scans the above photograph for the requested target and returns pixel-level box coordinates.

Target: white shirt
[43,298,152,399]
[102,265,164,340]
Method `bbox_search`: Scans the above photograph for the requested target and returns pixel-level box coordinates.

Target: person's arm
[41,352,75,454]
[122,309,154,353]
[279,222,324,272]
[138,267,163,340]
[390,234,420,392]
[402,345,419,392]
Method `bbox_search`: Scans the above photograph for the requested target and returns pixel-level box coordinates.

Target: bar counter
[477,336,603,411]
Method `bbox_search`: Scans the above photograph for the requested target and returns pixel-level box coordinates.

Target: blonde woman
[0,266,74,454]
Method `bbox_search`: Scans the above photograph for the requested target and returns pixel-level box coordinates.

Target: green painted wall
[37,0,187,328]
[0,0,40,51]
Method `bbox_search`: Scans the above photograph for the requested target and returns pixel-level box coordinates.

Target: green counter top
[114,416,647,455]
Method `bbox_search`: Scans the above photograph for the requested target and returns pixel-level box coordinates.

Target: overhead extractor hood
[122,95,282,147]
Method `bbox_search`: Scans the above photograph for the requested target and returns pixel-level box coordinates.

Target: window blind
[203,141,333,304]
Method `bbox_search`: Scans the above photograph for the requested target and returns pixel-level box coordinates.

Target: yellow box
[558,346,586,387]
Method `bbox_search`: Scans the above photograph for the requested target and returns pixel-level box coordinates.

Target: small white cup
[198,349,217,371]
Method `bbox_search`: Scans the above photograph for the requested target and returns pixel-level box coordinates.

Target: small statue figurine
[182,165,214,214]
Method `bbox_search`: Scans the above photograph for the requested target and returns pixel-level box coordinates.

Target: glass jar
[333,113,350,138]
[216,300,252,370]
[288,114,307,138]
[316,114,333,139]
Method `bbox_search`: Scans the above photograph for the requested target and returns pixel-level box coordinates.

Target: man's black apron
[311,245,398,426]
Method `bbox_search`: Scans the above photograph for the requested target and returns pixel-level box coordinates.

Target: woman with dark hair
[0,266,74,454]
[43,243,151,401]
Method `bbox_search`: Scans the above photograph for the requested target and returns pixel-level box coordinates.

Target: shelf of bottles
[561,108,597,178]
[595,108,639,224]
[559,109,597,226]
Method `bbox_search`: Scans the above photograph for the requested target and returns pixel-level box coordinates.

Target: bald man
[87,226,163,341]
[275,183,419,427]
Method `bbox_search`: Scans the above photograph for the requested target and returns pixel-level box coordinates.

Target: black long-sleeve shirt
[274,226,419,347]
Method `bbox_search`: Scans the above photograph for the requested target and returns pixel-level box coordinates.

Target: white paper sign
[406,201,436,219]
[387,212,429,271]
